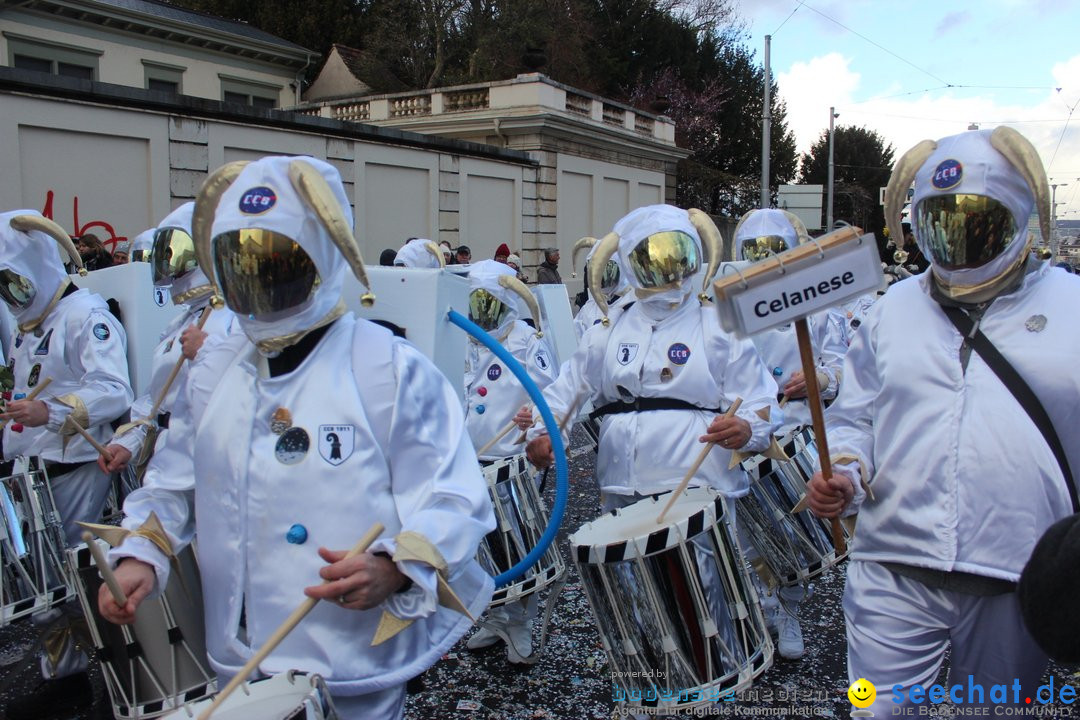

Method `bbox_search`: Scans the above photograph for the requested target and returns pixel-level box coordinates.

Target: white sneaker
[505,620,534,663]
[776,608,804,660]
[466,623,504,650]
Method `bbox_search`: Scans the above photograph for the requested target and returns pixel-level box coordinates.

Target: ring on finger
[338,594,349,605]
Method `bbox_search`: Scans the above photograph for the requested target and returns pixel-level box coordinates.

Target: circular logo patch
[667,343,691,365]
[92,323,110,341]
[239,186,277,215]
[931,159,963,190]
[275,426,310,465]
[486,364,502,381]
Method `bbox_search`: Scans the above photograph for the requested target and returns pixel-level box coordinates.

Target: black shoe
[5,671,93,720]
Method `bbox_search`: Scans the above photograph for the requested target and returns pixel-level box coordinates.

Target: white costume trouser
[845,561,1048,716]
[37,463,108,678]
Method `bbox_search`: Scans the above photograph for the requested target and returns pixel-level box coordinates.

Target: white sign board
[532,284,577,369]
[778,184,824,231]
[714,232,883,337]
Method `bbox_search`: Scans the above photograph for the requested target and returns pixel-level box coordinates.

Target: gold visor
[914,194,1018,270]
[627,231,700,289]
[468,289,510,331]
[151,228,198,284]
[0,269,36,309]
[212,229,320,317]
[740,235,790,261]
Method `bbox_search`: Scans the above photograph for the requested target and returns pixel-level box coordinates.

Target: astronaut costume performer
[393,237,445,269]
[526,204,780,510]
[461,259,557,662]
[0,210,133,716]
[571,235,635,340]
[727,208,848,662]
[102,156,494,720]
[808,128,1079,713]
[101,202,238,475]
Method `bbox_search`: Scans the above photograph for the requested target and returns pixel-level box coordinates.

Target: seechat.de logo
[931,159,963,191]
[239,186,277,214]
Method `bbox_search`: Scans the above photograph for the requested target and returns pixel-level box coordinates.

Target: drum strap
[589,397,723,421]
[940,304,1079,513]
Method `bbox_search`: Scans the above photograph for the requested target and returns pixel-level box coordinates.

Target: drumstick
[793,319,846,555]
[147,307,213,421]
[81,530,127,605]
[656,397,742,525]
[476,406,534,458]
[197,523,385,720]
[0,377,52,431]
[68,422,114,460]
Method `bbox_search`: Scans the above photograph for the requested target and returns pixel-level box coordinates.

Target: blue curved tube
[447,309,568,587]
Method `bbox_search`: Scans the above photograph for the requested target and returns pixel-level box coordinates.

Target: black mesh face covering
[627,231,700,289]
[915,194,1018,270]
[213,229,320,317]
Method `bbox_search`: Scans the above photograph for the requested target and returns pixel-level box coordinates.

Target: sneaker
[776,609,804,660]
[466,623,504,650]
[5,671,93,720]
[505,620,534,664]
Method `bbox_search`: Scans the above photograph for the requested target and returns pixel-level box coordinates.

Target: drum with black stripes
[162,672,338,719]
[737,427,849,589]
[570,487,772,713]
[68,538,216,718]
[0,466,73,625]
[478,454,566,606]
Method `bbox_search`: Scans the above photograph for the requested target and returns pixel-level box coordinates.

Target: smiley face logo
[848,678,876,709]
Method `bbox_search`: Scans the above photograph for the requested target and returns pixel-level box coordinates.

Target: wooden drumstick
[68,423,114,460]
[656,397,742,525]
[147,307,213,421]
[476,406,534,458]
[793,318,846,555]
[0,377,52,431]
[81,530,127,605]
[197,523,385,720]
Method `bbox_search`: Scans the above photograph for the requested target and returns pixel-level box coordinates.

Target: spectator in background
[455,245,472,265]
[379,248,398,266]
[900,221,930,273]
[112,241,130,265]
[439,240,453,265]
[506,253,526,282]
[76,233,114,271]
[535,247,562,284]
[495,243,511,263]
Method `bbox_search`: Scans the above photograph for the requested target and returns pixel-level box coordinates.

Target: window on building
[143,61,184,95]
[5,34,100,79]
[220,76,281,109]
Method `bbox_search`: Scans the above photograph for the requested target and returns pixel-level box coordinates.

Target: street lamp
[1051,182,1069,262]
[827,107,839,230]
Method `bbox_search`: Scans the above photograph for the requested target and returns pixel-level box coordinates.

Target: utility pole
[1051,182,1068,262]
[760,35,772,209]
[827,107,838,231]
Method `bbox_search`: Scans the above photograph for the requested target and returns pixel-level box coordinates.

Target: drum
[737,427,849,588]
[478,454,566,606]
[0,467,73,625]
[570,487,772,713]
[68,538,216,718]
[162,672,338,719]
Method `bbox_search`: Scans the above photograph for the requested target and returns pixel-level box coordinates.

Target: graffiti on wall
[41,190,127,250]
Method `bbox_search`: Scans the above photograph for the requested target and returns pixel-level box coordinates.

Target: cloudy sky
[736,0,1080,218]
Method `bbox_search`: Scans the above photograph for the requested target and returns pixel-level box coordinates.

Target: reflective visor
[212,229,320,317]
[914,194,1017,271]
[131,248,148,263]
[627,231,700,289]
[151,228,198,284]
[0,269,35,309]
[740,235,790,262]
[468,289,510,331]
[600,260,621,291]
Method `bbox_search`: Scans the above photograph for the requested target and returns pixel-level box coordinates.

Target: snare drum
[1,468,73,625]
[478,454,565,606]
[163,672,338,719]
[570,487,772,713]
[737,427,849,588]
[68,538,216,718]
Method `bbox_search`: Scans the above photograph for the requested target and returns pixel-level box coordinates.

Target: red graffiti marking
[42,190,127,251]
